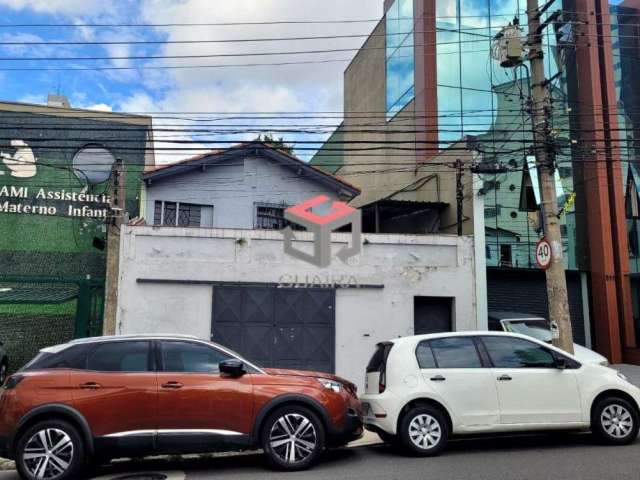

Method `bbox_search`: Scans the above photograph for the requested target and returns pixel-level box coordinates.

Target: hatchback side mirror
[555,357,567,370]
[219,359,245,377]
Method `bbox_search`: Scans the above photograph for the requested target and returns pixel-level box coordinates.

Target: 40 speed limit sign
[535,238,552,269]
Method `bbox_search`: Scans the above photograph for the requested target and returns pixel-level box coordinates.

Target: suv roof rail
[66,333,200,345]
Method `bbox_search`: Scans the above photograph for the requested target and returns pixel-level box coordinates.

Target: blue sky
[0,0,383,163]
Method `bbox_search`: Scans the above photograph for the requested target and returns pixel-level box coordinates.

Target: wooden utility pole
[526,0,574,353]
[103,158,125,335]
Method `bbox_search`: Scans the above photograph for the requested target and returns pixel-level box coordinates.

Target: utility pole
[456,159,464,236]
[103,158,126,336]
[526,0,574,353]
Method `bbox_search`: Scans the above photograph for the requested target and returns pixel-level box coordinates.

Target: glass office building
[384,0,577,270]
[611,0,640,340]
[314,0,639,361]
[386,0,416,118]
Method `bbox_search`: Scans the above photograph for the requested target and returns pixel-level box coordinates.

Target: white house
[116,142,483,389]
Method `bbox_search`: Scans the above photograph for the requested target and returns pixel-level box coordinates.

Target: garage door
[211,286,335,372]
[487,268,586,346]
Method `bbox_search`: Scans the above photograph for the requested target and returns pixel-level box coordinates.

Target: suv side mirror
[555,357,567,370]
[219,359,245,377]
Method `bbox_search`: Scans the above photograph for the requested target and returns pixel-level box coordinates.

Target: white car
[489,311,608,365]
[361,331,640,456]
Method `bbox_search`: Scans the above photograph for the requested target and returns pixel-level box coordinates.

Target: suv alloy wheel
[592,397,640,445]
[399,405,449,456]
[261,405,325,471]
[15,419,85,480]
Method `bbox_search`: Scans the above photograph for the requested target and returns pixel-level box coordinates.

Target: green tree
[255,134,294,154]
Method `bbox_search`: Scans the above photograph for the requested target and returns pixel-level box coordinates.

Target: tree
[255,134,294,154]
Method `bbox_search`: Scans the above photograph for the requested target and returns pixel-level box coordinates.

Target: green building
[0,98,153,369]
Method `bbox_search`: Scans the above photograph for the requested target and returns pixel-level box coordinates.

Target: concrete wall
[117,226,478,389]
[143,155,342,229]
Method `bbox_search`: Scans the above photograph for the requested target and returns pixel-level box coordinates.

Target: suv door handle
[430,375,446,382]
[161,381,183,389]
[497,374,512,381]
[79,382,101,390]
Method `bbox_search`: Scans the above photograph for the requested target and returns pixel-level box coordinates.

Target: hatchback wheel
[593,397,639,445]
[400,406,449,456]
[16,420,85,480]
[261,406,325,471]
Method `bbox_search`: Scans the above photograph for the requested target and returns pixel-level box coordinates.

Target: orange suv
[0,334,362,480]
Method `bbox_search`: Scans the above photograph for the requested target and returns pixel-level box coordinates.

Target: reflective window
[161,341,231,373]
[482,336,555,368]
[86,341,151,372]
[415,341,437,368]
[386,0,415,118]
[429,337,482,368]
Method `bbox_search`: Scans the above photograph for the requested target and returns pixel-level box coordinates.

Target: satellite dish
[72,145,116,185]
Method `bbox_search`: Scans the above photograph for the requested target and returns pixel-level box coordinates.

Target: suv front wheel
[15,419,85,480]
[399,405,449,456]
[261,405,325,471]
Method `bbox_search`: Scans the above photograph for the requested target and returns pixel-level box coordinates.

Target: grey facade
[142,143,359,229]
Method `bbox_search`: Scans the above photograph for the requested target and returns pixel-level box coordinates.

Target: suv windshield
[503,319,552,342]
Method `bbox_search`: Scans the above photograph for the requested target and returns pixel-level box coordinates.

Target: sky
[0,0,384,163]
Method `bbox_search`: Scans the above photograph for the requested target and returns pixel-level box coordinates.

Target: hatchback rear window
[415,342,437,368]
[366,342,393,373]
[429,337,482,368]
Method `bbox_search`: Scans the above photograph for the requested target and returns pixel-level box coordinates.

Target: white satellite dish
[72,145,116,185]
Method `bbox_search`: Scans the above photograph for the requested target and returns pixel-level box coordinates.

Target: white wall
[117,226,477,389]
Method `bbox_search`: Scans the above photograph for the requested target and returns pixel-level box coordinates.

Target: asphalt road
[2,432,638,480]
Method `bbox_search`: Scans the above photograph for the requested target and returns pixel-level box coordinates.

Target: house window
[254,203,304,230]
[154,201,205,227]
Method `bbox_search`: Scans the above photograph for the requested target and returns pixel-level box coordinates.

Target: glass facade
[386,0,415,118]
[611,2,640,273]
[430,0,577,270]
[610,0,640,340]
[380,0,640,275]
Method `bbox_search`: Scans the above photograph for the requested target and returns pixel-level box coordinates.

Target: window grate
[254,204,304,231]
[154,201,206,227]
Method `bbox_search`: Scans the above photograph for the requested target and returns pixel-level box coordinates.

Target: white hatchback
[361,331,640,456]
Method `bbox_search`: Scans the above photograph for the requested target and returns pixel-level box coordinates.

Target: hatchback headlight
[317,378,342,393]
[599,360,610,367]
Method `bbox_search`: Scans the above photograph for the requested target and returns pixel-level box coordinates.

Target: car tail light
[379,371,386,393]
[3,374,24,390]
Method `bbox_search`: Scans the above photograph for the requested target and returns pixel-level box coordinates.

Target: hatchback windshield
[502,319,552,343]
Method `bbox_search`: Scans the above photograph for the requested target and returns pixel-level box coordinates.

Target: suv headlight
[317,378,342,393]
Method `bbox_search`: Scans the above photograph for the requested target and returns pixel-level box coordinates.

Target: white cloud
[85,103,112,112]
[118,0,384,163]
[3,0,385,163]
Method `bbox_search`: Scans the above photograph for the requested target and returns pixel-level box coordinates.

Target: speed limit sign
[535,237,552,269]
